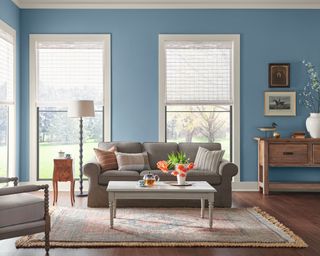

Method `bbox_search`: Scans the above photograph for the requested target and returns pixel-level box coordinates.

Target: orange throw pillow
[94,146,118,172]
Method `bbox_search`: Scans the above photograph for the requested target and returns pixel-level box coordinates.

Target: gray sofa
[84,142,238,208]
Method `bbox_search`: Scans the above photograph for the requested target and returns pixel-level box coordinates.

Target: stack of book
[291,131,306,139]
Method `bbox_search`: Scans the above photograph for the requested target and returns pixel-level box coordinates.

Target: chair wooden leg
[45,226,50,254]
[70,180,74,206]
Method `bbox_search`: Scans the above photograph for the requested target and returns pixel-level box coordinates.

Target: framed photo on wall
[264,91,296,116]
[269,63,290,88]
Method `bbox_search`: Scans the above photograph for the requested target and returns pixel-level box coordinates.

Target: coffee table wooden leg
[109,192,114,229]
[208,201,213,229]
[201,198,205,218]
[113,199,117,218]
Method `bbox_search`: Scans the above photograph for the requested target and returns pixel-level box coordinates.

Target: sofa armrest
[83,162,102,178]
[218,159,238,178]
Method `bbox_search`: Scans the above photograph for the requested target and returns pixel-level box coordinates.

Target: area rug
[16,207,307,248]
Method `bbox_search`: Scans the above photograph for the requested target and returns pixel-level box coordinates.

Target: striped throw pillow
[94,146,118,173]
[194,147,225,174]
[115,152,151,171]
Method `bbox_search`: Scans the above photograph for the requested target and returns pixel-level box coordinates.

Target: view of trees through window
[166,105,231,160]
[0,106,8,177]
[38,107,103,180]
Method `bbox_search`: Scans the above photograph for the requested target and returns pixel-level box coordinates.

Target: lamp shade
[68,100,95,118]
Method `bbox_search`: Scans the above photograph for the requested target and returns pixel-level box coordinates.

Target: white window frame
[29,34,111,182]
[0,19,16,178]
[159,34,240,182]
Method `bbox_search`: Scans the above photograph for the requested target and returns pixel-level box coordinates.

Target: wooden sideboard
[254,137,320,195]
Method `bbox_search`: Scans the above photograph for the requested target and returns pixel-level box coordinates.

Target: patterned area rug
[16,207,307,248]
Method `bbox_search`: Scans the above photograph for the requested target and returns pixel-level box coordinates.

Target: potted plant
[300,61,320,138]
[156,152,194,185]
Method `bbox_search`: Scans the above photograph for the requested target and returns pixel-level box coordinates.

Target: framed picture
[264,91,296,116]
[269,63,290,88]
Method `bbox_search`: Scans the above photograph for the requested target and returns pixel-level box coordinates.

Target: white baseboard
[232,181,259,191]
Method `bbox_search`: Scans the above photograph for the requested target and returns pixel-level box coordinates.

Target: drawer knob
[283,152,294,155]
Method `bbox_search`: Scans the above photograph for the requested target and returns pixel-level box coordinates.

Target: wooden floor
[1,191,320,256]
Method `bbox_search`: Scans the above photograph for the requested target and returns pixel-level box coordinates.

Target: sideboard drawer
[313,144,320,164]
[269,143,308,164]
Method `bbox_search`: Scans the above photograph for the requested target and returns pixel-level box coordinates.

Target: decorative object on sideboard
[291,131,306,139]
[257,122,277,137]
[300,61,320,138]
[273,132,281,138]
[264,91,296,116]
[58,150,65,158]
[68,100,95,197]
[269,63,290,88]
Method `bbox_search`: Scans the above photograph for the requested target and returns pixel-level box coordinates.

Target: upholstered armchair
[0,177,50,253]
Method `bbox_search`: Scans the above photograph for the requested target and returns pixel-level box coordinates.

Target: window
[159,35,240,175]
[0,20,16,178]
[30,35,110,180]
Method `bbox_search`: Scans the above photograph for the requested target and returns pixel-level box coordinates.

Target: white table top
[107,181,216,193]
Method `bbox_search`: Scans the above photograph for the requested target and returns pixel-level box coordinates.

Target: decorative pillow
[94,146,118,173]
[194,147,225,175]
[115,152,151,171]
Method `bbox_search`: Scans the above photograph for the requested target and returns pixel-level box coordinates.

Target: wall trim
[11,0,320,9]
[232,181,259,191]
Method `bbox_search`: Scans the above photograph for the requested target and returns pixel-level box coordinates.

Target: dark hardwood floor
[1,191,319,256]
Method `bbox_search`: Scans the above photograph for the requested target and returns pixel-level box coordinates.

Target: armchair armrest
[218,159,238,177]
[0,184,49,196]
[0,176,18,186]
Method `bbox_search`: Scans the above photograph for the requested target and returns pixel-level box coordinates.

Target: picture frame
[264,91,296,116]
[269,63,290,88]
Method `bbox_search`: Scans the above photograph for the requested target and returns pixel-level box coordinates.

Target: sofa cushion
[178,143,221,162]
[99,170,140,185]
[0,193,44,228]
[195,147,225,175]
[186,170,222,184]
[98,142,142,153]
[115,152,151,171]
[143,142,178,169]
[94,146,118,173]
[140,170,221,185]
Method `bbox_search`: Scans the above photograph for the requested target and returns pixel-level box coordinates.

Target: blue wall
[0,0,20,177]
[18,9,320,182]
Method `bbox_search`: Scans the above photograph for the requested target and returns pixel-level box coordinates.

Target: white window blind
[36,41,104,107]
[165,41,233,105]
[0,28,14,104]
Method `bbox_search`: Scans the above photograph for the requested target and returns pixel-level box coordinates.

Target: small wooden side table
[53,158,75,206]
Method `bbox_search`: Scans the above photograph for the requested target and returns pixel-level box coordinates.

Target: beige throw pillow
[94,146,118,173]
[115,152,151,171]
[194,147,225,175]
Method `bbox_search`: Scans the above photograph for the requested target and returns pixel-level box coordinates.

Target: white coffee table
[106,181,216,229]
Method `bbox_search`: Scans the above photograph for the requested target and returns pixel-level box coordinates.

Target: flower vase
[306,113,320,138]
[177,174,186,185]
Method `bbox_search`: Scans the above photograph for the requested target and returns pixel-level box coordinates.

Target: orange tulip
[179,173,186,177]
[187,162,194,171]
[172,171,179,176]
[177,164,185,171]
[157,161,168,172]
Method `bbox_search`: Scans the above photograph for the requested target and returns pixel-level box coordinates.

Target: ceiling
[11,0,320,9]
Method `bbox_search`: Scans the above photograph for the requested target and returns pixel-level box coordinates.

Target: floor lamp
[68,100,95,197]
